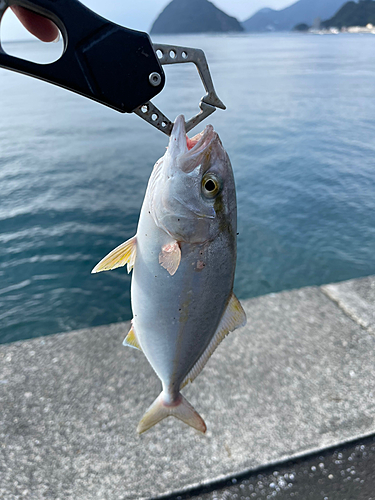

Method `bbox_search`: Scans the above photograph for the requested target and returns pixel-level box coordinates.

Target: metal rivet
[149,72,162,87]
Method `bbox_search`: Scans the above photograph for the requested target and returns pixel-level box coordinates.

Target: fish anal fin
[92,236,137,274]
[123,325,142,351]
[181,293,246,389]
[137,392,206,434]
[159,241,181,276]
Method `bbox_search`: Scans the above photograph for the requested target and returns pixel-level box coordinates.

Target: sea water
[1,33,375,343]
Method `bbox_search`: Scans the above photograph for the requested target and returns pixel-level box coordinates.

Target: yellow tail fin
[137,392,206,434]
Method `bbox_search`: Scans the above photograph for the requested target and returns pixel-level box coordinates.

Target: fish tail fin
[137,392,206,434]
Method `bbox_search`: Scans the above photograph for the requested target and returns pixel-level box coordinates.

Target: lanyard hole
[1,5,63,64]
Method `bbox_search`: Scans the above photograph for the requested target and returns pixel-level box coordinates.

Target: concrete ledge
[1,277,375,499]
[322,276,375,334]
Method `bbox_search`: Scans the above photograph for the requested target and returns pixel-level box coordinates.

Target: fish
[92,115,246,434]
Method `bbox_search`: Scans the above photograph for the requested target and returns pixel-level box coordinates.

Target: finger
[11,6,59,43]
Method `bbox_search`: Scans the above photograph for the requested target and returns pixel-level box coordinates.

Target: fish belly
[131,209,235,393]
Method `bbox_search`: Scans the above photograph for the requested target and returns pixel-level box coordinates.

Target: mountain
[150,0,244,34]
[243,0,348,32]
[322,0,375,28]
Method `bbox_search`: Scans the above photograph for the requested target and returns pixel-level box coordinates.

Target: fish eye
[201,174,221,199]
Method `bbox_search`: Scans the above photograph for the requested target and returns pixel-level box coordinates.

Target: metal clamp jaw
[134,44,226,136]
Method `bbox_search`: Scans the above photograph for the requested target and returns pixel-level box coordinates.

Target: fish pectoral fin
[137,392,206,434]
[91,236,137,274]
[181,293,247,389]
[123,325,142,351]
[159,241,181,276]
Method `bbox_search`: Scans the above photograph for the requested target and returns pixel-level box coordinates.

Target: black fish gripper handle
[0,0,165,113]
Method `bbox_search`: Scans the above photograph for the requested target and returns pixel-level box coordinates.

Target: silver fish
[92,115,246,433]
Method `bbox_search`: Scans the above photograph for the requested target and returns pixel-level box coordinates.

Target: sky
[1,0,295,41]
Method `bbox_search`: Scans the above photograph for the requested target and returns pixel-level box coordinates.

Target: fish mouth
[186,124,215,153]
[169,115,217,174]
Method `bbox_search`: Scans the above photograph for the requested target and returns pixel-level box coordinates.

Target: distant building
[312,17,321,30]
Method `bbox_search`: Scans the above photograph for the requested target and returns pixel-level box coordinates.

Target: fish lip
[185,124,216,158]
[169,115,188,156]
[170,115,217,161]
[178,124,217,174]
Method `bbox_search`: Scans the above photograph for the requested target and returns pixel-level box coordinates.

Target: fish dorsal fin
[181,293,247,389]
[91,236,137,274]
[159,241,181,276]
[123,325,142,351]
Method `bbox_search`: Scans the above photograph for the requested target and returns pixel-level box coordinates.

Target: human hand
[11,6,59,42]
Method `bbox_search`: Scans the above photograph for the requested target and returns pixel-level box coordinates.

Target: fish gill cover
[150,0,244,34]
